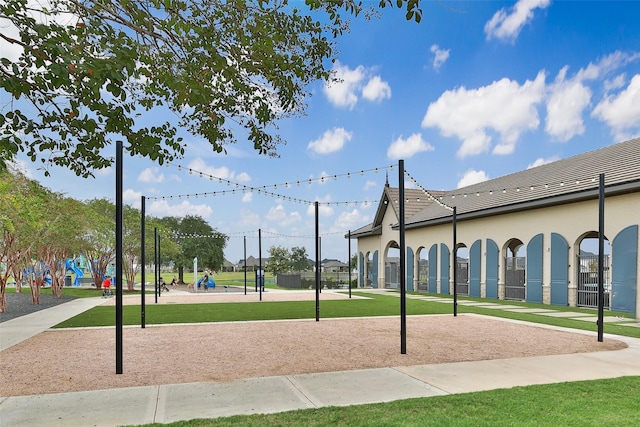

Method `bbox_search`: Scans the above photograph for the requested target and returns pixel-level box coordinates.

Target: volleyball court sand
[0,289,626,396]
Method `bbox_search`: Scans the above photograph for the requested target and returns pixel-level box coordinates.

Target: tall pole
[140,196,146,328]
[597,173,605,342]
[319,236,322,293]
[348,230,352,299]
[453,206,458,317]
[115,141,123,374]
[258,228,262,301]
[399,160,406,355]
[315,201,320,322]
[154,227,158,303]
[244,235,247,295]
[157,232,161,298]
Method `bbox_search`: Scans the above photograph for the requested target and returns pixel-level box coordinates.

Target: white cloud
[306,196,335,217]
[592,74,640,141]
[484,0,551,42]
[387,133,434,160]
[123,188,142,202]
[545,66,592,142]
[238,209,261,227]
[265,204,302,226]
[362,76,392,102]
[186,158,250,183]
[308,127,353,154]
[430,44,450,70]
[95,166,112,177]
[576,51,640,81]
[364,180,377,191]
[457,170,489,188]
[544,52,640,142]
[603,74,627,92]
[235,172,251,183]
[333,209,370,231]
[323,61,366,109]
[323,61,391,109]
[527,156,559,169]
[148,199,213,218]
[138,167,164,183]
[241,192,253,202]
[422,72,546,157]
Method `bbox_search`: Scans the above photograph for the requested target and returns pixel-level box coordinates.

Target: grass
[53,292,453,328]
[53,291,639,340]
[129,376,640,427]
[11,285,640,425]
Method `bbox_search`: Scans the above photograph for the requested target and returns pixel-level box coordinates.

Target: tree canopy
[0,0,422,177]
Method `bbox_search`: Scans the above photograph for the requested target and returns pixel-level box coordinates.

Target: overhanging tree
[1,0,422,176]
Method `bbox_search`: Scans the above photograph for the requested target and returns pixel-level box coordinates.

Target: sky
[6,1,640,265]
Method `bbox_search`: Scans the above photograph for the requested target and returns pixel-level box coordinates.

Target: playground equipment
[196,274,215,290]
[65,259,84,286]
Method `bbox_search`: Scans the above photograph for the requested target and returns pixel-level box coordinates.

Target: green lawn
[11,286,639,426]
[130,376,640,427]
[53,292,452,327]
[53,291,640,339]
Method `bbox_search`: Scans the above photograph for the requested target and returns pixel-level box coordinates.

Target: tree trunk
[30,280,42,305]
[0,282,6,313]
[178,266,184,284]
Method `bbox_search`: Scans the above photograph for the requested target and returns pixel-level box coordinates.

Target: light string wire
[404,170,454,211]
[404,170,602,208]
[168,230,348,240]
[145,162,393,206]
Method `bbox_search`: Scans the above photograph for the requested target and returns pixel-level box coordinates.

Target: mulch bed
[0,291,77,323]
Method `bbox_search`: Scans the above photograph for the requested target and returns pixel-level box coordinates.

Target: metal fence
[504,256,526,301]
[577,254,610,309]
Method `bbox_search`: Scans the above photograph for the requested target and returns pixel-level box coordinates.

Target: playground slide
[196,277,216,289]
[65,259,84,287]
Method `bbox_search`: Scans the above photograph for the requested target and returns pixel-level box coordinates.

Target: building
[351,138,640,319]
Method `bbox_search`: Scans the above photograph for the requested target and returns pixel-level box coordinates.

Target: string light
[404,168,604,209]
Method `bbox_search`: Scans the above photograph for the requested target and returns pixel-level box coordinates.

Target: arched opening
[385,241,400,289]
[416,246,428,292]
[577,232,611,309]
[455,244,469,296]
[365,251,374,288]
[504,238,526,301]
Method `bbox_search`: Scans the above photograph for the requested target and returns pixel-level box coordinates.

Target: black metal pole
[319,236,322,293]
[348,230,352,299]
[315,201,320,322]
[157,232,161,298]
[597,173,605,342]
[115,141,123,374]
[141,195,146,328]
[453,206,458,317]
[258,228,262,301]
[399,160,406,355]
[154,227,158,303]
[244,235,247,295]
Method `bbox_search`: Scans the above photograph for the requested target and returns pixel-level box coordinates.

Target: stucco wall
[357,191,640,318]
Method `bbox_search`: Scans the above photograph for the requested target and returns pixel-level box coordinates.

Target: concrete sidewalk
[2,296,640,427]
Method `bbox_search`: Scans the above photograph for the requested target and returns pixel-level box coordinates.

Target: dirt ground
[0,290,627,397]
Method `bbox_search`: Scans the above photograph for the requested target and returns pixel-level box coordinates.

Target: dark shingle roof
[406,138,640,227]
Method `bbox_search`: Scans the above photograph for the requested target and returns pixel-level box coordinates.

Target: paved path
[1,289,639,426]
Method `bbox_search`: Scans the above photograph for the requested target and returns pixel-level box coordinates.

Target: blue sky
[8,1,640,264]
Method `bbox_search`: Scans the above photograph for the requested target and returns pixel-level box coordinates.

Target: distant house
[322,259,349,273]
[235,256,269,271]
[221,258,234,272]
